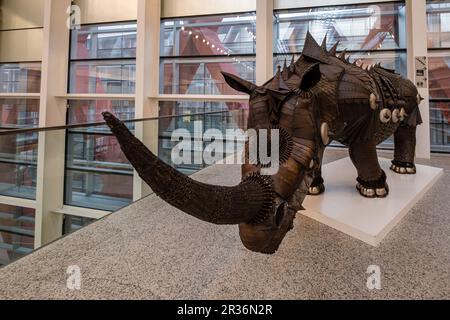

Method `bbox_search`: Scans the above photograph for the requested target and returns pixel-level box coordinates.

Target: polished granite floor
[0,149,448,299]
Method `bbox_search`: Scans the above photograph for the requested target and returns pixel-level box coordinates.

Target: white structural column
[35,0,71,247]
[133,0,161,201]
[406,0,431,159]
[256,0,274,85]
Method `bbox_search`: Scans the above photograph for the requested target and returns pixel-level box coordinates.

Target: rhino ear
[299,63,322,91]
[222,72,256,95]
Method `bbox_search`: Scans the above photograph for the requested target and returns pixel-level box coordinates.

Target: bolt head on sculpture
[103,32,422,254]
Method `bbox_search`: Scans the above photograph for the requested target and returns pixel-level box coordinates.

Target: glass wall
[427,0,450,153]
[274,2,407,76]
[160,13,257,95]
[0,205,35,266]
[69,23,137,94]
[159,13,255,173]
[0,63,41,200]
[65,22,137,211]
[159,102,248,174]
[0,63,41,94]
[65,104,133,211]
[63,215,95,236]
[273,2,407,149]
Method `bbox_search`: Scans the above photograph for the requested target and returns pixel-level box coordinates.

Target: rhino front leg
[349,139,389,198]
[308,144,325,196]
[391,125,417,175]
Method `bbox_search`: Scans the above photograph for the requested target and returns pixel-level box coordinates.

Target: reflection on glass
[161,58,255,95]
[430,102,450,153]
[0,63,41,94]
[65,100,135,211]
[274,52,408,77]
[65,169,133,212]
[71,23,137,59]
[160,13,256,95]
[274,2,406,53]
[427,0,450,48]
[0,161,36,200]
[66,21,138,210]
[0,205,35,266]
[429,54,450,99]
[63,215,96,235]
[69,61,136,94]
[65,128,134,211]
[66,133,132,171]
[67,100,135,125]
[0,99,39,129]
[161,13,256,57]
[0,99,39,199]
[159,101,248,174]
[427,2,450,153]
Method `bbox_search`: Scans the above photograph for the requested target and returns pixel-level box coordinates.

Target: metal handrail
[0,110,230,136]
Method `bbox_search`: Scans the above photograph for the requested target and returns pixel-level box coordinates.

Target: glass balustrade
[0,108,249,266]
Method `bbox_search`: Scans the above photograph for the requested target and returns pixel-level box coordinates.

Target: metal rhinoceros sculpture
[103,32,422,254]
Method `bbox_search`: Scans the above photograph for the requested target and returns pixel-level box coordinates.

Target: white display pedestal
[301,158,444,247]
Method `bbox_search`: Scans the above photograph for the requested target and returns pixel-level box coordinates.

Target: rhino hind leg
[308,145,326,196]
[349,140,389,198]
[391,125,417,175]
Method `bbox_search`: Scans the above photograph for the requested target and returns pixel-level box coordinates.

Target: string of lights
[180,25,256,71]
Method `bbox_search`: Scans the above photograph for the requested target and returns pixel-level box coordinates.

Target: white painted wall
[256,0,274,85]
[35,0,71,247]
[275,0,396,10]
[0,29,43,62]
[162,0,256,18]
[0,0,44,62]
[0,0,44,30]
[73,0,137,23]
[406,0,431,160]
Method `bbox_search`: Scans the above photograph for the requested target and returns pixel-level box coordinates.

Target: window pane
[0,99,39,199]
[274,2,407,53]
[69,60,136,94]
[65,123,133,211]
[159,101,248,174]
[429,53,450,99]
[427,0,450,48]
[274,51,407,77]
[160,13,257,96]
[160,58,255,95]
[161,13,256,57]
[66,133,133,172]
[63,215,96,235]
[65,169,133,212]
[0,205,35,266]
[71,23,137,59]
[430,101,450,153]
[67,100,135,125]
[0,133,38,200]
[0,99,40,129]
[0,63,41,94]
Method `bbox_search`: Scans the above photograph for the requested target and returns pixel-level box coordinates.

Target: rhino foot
[390,160,416,175]
[356,171,389,198]
[308,184,325,196]
[308,177,325,196]
[356,183,389,198]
